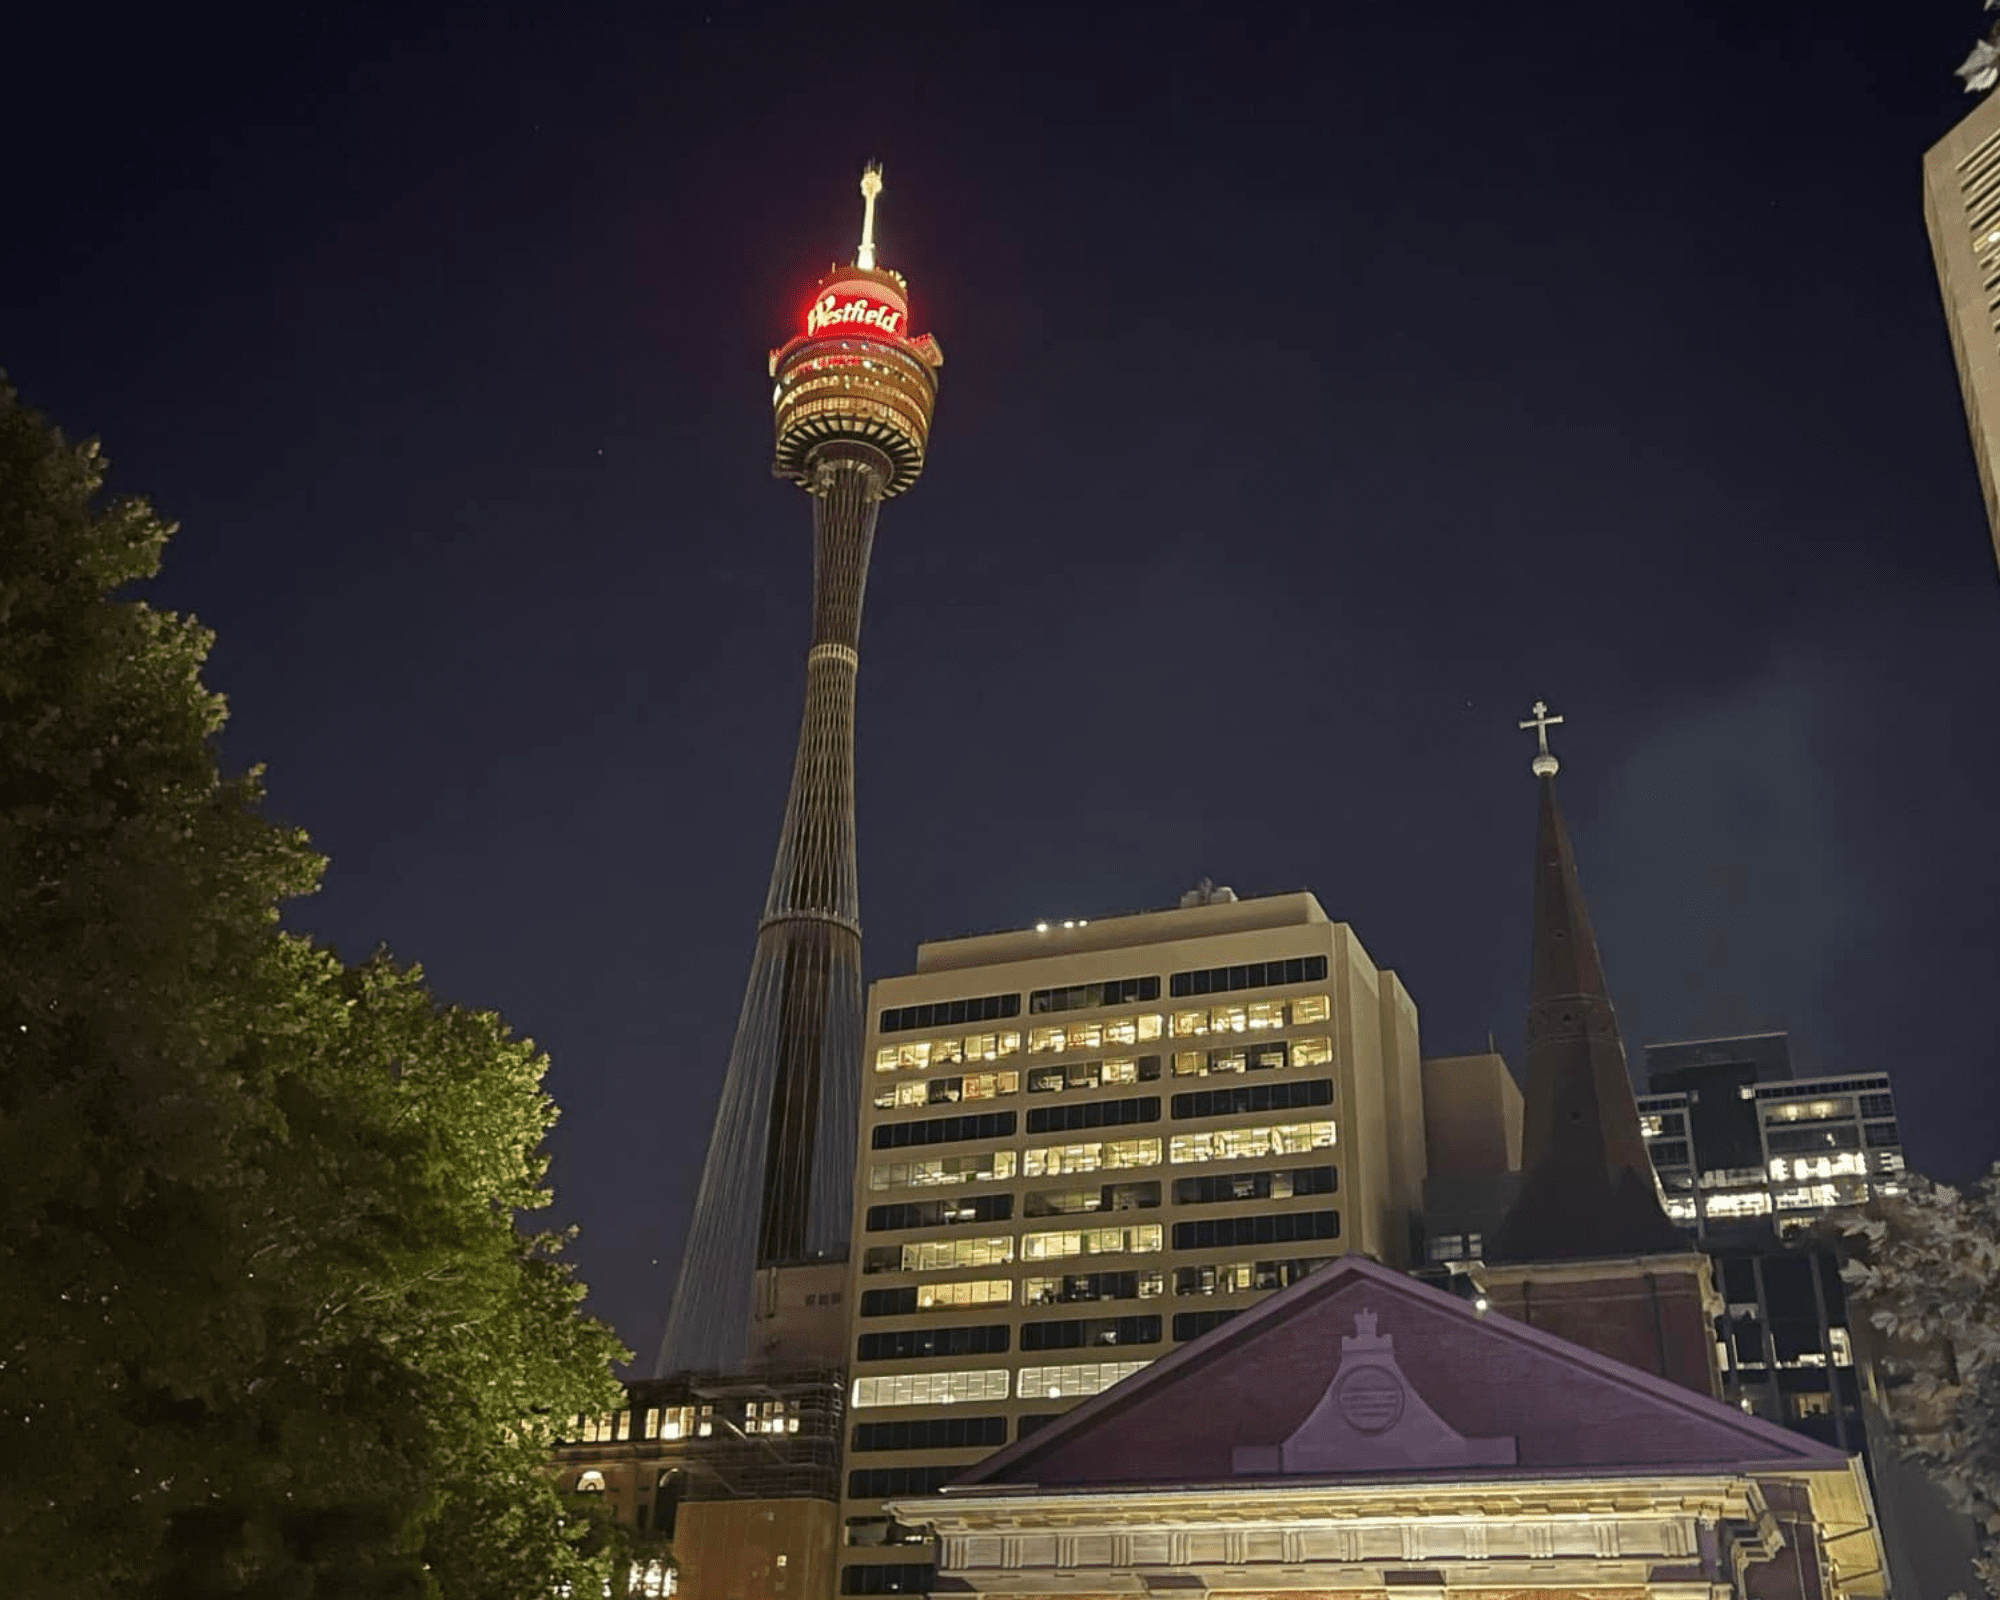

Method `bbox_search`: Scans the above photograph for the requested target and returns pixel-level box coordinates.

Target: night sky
[8,1,1999,1366]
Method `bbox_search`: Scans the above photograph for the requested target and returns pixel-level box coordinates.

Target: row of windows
[860,1279,1016,1317]
[1022,1223,1162,1262]
[872,998,1332,1077]
[880,994,1020,1034]
[876,1032,1022,1072]
[1017,1358,1152,1400]
[1173,1307,1245,1341]
[1029,976,1159,1013]
[872,1111,1015,1150]
[857,1324,1010,1361]
[1026,1095,1160,1134]
[852,1369,1013,1408]
[1020,1314,1160,1351]
[1170,955,1328,997]
[1025,1055,1161,1094]
[862,1236,1014,1274]
[851,1415,1008,1453]
[1027,1016,1165,1055]
[1171,1078,1333,1120]
[841,1557,938,1592]
[1766,1124,1862,1156]
[873,1068,1019,1109]
[865,1195,1013,1232]
[1025,1179,1160,1216]
[1175,1255,1334,1295]
[1175,1165,1337,1205]
[1171,1036,1333,1076]
[1171,997,1330,1036]
[1753,1076,1890,1099]
[1024,1269,1163,1306]
[867,1151,1017,1191]
[1172,1209,1339,1250]
[867,1120,1341,1189]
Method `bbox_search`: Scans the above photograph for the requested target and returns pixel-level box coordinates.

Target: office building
[1924,85,2000,572]
[836,889,1427,1595]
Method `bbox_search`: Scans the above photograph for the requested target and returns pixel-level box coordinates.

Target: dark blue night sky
[6,0,1997,1363]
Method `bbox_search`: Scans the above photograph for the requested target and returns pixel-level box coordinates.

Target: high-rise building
[1630,1032,1907,1461]
[659,166,943,1376]
[834,890,1427,1596]
[1923,87,2000,571]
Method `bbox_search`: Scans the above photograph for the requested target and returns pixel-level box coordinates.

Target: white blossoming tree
[1840,1167,2000,1599]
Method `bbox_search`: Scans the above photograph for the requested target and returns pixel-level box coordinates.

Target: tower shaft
[754,449,883,1262]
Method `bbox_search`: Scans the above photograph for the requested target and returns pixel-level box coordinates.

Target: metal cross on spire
[856,163,884,270]
[1519,699,1563,778]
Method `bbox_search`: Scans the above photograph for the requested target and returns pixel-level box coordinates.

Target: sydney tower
[658,167,942,1374]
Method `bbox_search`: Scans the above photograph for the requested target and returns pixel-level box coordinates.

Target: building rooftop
[912,891,1332,974]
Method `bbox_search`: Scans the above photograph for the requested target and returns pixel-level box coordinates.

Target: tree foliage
[0,378,629,1598]
[1840,1166,2000,1600]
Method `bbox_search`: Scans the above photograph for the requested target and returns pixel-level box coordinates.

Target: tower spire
[1488,700,1684,1263]
[856,163,883,270]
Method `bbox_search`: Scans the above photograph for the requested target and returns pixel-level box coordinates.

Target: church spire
[1487,701,1684,1263]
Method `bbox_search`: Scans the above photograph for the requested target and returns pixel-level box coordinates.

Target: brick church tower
[1477,702,1721,1395]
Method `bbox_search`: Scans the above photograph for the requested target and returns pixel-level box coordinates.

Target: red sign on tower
[804,290,906,339]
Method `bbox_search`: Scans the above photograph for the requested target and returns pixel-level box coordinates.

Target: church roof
[1485,760,1687,1262]
[949,1253,1844,1492]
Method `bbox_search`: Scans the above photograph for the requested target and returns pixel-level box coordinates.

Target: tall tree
[0,379,628,1599]
[1840,1166,2000,1600]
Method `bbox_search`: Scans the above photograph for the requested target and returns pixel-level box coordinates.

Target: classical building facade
[909,1254,1888,1599]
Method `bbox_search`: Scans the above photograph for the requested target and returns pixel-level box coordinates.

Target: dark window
[1173,1308,1244,1340]
[1859,1093,1896,1119]
[1025,1096,1160,1135]
[1174,1166,1337,1205]
[1651,1111,1687,1137]
[1022,1269,1157,1305]
[1647,1140,1691,1168]
[1029,976,1162,1014]
[846,1468,954,1500]
[1864,1121,1901,1148]
[865,1194,1013,1231]
[880,995,1020,1034]
[859,1287,917,1317]
[841,1562,938,1594]
[871,1111,1016,1150]
[852,1416,1008,1452]
[1172,1210,1341,1250]
[1171,1079,1333,1120]
[1173,1256,1331,1294]
[856,1324,1011,1361]
[1169,954,1327,998]
[1016,1413,1060,1439]
[1019,1314,1161,1351]
[1025,1180,1161,1217]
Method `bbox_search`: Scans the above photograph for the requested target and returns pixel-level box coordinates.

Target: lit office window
[867,1150,1019,1191]
[1020,1224,1164,1261]
[851,1369,1012,1409]
[1023,1138,1162,1177]
[1014,1360,1151,1401]
[1169,1121,1336,1164]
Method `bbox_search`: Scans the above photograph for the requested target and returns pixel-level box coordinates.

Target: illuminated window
[867,1150,1019,1190]
[1172,1010,1209,1038]
[1023,1138,1162,1176]
[895,1041,931,1071]
[875,1047,900,1074]
[574,1411,621,1443]
[1291,994,1331,1025]
[930,1036,965,1065]
[575,1470,607,1493]
[852,1368,1012,1408]
[1102,1014,1167,1046]
[1014,1359,1151,1400]
[1023,1269,1164,1304]
[1020,1224,1163,1261]
[655,1404,694,1440]
[1665,1196,1698,1222]
[1170,1120,1336,1164]
[1830,1328,1853,1367]
[960,1031,1022,1061]
[633,1559,675,1597]
[1209,1005,1248,1034]
[1028,1026,1066,1055]
[915,1278,1013,1310]
[1245,1002,1285,1030]
[863,1235,1014,1274]
[1703,1191,1773,1218]
[1289,1036,1333,1066]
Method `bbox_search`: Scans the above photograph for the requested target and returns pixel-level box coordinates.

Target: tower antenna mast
[857,163,883,270]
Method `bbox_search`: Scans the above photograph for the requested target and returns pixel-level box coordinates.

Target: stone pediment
[1231,1306,1516,1473]
[951,1254,1847,1491]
